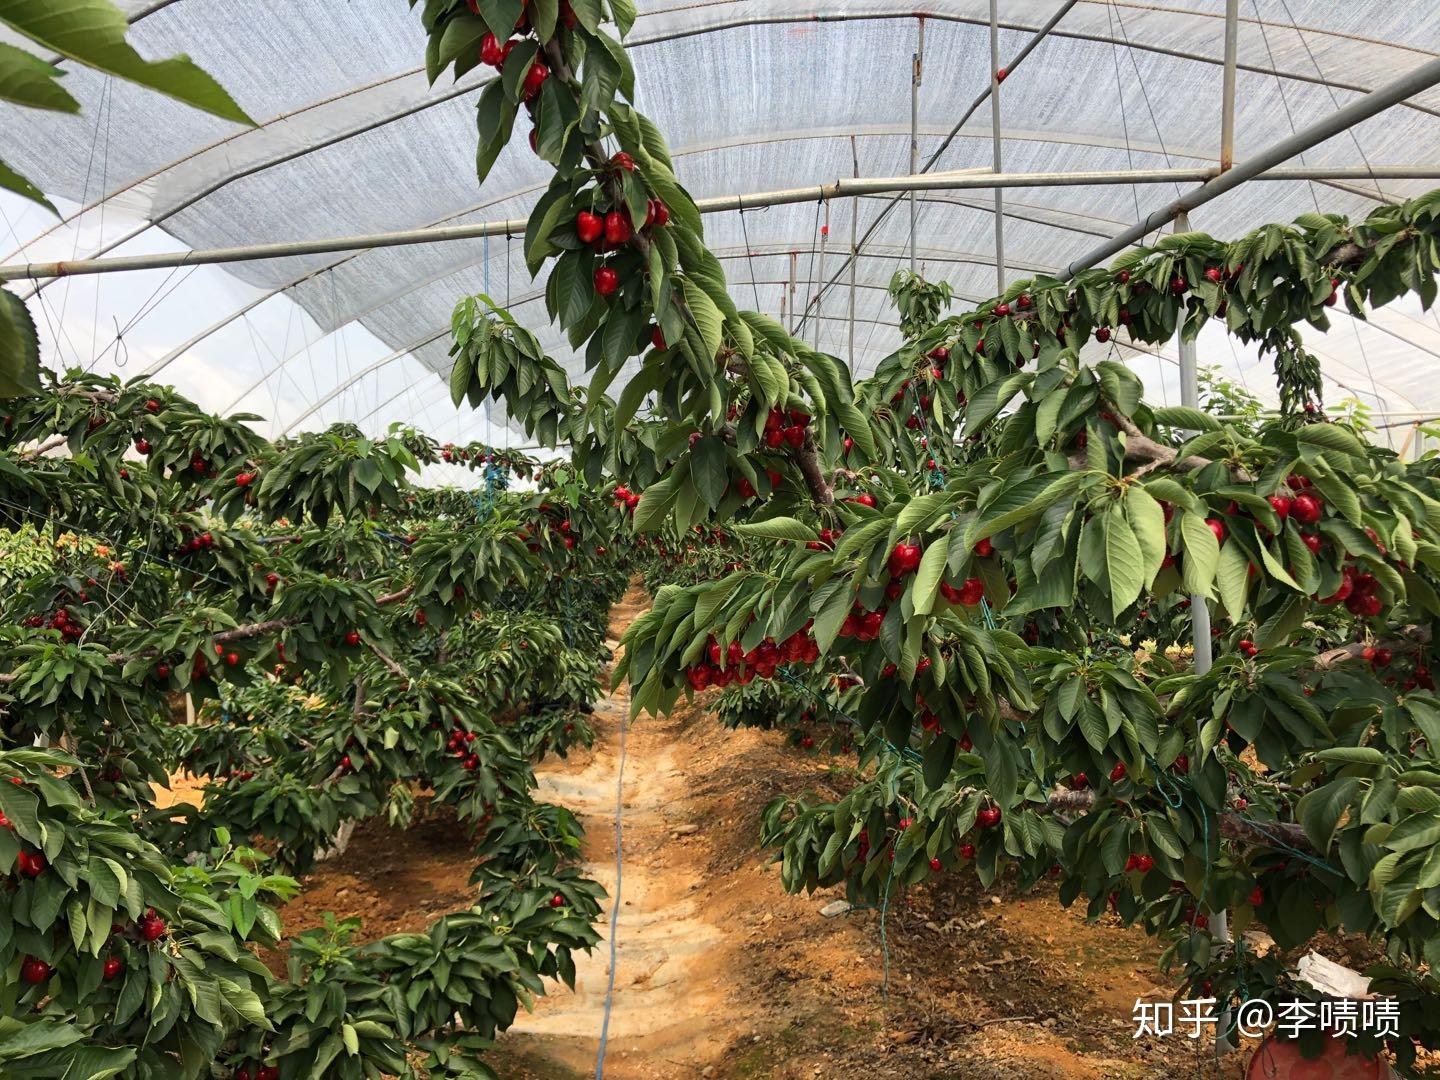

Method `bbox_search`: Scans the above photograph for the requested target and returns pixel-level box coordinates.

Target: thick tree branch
[23,435,68,461]
[1314,625,1431,670]
[1046,787,1314,852]
[368,644,410,683]
[793,431,834,506]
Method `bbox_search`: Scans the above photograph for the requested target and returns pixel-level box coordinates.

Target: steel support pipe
[1064,57,1440,277]
[3,165,1439,282]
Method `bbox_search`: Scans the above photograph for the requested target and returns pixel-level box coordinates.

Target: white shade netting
[0,0,1437,465]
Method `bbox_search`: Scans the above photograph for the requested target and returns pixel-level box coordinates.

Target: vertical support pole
[814,203,829,350]
[989,0,1006,294]
[849,135,859,370]
[1220,0,1240,170]
[1177,208,1210,680]
[910,18,924,274]
[785,251,797,331]
[1176,210,1231,1048]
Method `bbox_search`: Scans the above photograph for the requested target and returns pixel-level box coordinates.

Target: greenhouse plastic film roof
[2,0,1440,466]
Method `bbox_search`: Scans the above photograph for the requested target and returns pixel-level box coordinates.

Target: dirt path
[495,585,735,1077]
[270,586,1245,1079]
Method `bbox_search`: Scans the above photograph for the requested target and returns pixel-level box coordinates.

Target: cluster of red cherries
[685,625,821,691]
[573,155,671,298]
[444,724,482,771]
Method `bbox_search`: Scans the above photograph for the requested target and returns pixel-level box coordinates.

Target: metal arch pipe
[1220,0,1241,170]
[8,165,1439,283]
[125,130,1418,385]
[216,242,1028,418]
[15,73,488,300]
[1063,57,1440,276]
[128,126,1214,382]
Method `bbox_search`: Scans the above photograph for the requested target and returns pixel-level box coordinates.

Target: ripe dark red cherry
[575,210,603,244]
[20,957,50,985]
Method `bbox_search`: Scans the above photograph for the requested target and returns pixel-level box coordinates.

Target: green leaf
[689,436,727,509]
[631,472,677,532]
[1295,423,1367,459]
[0,287,43,396]
[0,42,76,112]
[964,371,1030,434]
[680,278,723,363]
[1296,777,1359,851]
[0,154,54,214]
[0,0,252,124]
[1149,406,1220,432]
[911,538,949,616]
[967,471,1091,546]
[1178,510,1219,599]
[1215,537,1251,620]
[1123,486,1167,587]
[733,517,819,543]
[525,189,574,275]
[1102,504,1145,619]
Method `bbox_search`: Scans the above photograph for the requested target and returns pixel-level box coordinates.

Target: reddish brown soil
[265,587,1252,1078]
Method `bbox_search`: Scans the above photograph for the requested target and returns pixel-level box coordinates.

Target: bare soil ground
[269,586,1252,1079]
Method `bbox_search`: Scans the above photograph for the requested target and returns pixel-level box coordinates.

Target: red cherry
[1206,518,1226,544]
[103,956,123,981]
[18,850,45,877]
[224,652,240,667]
[959,842,976,860]
[20,957,50,985]
[479,32,505,67]
[1291,493,1323,525]
[1247,886,1264,906]
[886,543,923,577]
[1109,762,1126,782]
[974,537,994,557]
[603,209,632,246]
[976,806,1001,828]
[594,266,619,297]
[155,663,171,679]
[257,1068,279,1080]
[1300,532,1322,555]
[1170,277,1188,294]
[139,913,167,942]
[134,438,151,454]
[343,631,361,647]
[1095,327,1111,343]
[550,894,565,908]
[853,493,876,507]
[929,858,942,871]
[651,326,666,350]
[1204,267,1223,283]
[575,210,603,244]
[957,578,985,606]
[521,61,549,99]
